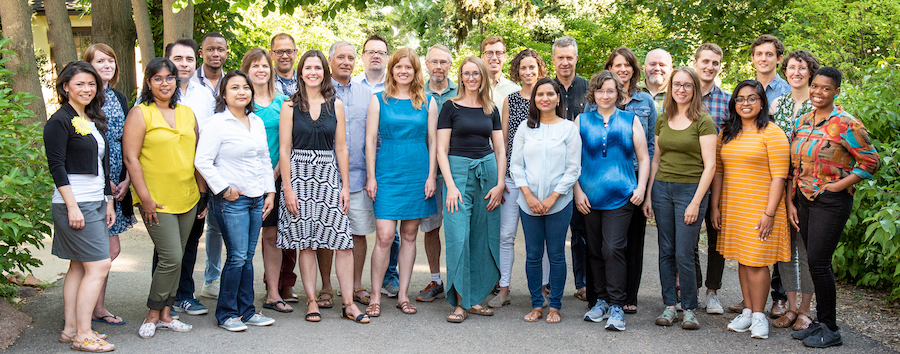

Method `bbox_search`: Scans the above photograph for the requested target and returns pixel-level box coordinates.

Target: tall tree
[93,0,138,99]
[163,0,193,45]
[44,0,78,74]
[0,0,48,125]
[132,0,155,71]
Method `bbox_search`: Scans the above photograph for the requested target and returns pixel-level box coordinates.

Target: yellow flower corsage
[72,116,91,136]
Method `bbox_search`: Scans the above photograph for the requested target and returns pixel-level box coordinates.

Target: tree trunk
[92,0,138,101]
[163,0,193,46]
[132,0,155,71]
[0,0,48,125]
[44,0,78,74]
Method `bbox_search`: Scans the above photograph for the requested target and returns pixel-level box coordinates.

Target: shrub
[0,37,54,283]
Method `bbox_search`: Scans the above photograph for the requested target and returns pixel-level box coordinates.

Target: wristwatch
[105,195,114,202]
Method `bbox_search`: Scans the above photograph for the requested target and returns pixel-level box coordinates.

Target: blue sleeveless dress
[373,92,436,220]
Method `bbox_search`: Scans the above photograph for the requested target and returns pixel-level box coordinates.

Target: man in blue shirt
[417,44,458,302]
[353,34,388,93]
[751,35,790,106]
[270,33,298,97]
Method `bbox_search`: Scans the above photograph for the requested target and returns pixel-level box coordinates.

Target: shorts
[419,176,444,232]
[348,190,376,235]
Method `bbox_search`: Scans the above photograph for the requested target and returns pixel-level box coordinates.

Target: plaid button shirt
[702,85,731,130]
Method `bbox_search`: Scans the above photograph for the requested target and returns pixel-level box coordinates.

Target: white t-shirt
[52,122,106,203]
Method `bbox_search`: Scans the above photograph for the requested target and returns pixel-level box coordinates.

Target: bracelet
[223,188,232,198]
[763,211,775,218]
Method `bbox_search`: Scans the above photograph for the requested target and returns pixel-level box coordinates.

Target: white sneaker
[727,309,752,332]
[705,293,724,314]
[201,279,220,299]
[750,312,769,339]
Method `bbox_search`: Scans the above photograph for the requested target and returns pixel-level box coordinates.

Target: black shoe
[792,322,823,340]
[803,324,843,348]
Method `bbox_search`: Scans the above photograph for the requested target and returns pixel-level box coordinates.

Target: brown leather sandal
[396,301,417,314]
[365,303,381,317]
[793,312,814,331]
[773,310,798,328]
[524,308,543,322]
[447,308,467,323]
[546,308,561,323]
[353,287,370,305]
[467,305,494,316]
[316,289,334,308]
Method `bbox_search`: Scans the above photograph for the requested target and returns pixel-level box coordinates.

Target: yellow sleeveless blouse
[132,103,199,214]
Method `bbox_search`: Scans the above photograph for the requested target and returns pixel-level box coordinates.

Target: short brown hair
[83,43,119,87]
[270,33,296,49]
[363,34,389,52]
[480,36,505,53]
[509,49,547,83]
[586,70,627,108]
[694,43,723,61]
[780,50,820,85]
[604,47,641,95]
[750,35,784,58]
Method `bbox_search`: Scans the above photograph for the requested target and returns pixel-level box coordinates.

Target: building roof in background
[30,0,84,13]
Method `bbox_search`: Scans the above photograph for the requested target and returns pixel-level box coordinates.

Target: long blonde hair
[383,47,426,109]
[451,56,495,115]
[240,48,276,99]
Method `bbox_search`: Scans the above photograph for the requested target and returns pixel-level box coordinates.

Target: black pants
[623,201,647,306]
[584,203,635,307]
[153,215,204,302]
[797,191,853,331]
[693,206,726,291]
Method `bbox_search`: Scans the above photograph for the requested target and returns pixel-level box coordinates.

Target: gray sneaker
[416,281,445,302]
[705,293,724,314]
[244,313,275,327]
[682,309,700,330]
[605,305,626,331]
[201,279,220,299]
[381,282,400,298]
[584,299,610,322]
[219,317,247,332]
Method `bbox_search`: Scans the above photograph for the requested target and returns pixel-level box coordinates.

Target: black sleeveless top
[291,97,337,150]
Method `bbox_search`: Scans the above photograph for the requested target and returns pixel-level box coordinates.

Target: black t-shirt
[437,101,501,159]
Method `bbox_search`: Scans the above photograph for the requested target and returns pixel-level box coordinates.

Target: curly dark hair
[509,49,547,84]
[780,50,820,86]
[586,70,626,109]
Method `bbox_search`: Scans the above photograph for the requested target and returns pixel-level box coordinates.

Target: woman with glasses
[644,67,716,330]
[492,49,548,309]
[438,57,505,323]
[788,67,879,348]
[576,71,650,330]
[710,80,790,339]
[123,57,203,338]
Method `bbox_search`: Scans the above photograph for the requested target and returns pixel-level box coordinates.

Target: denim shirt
[333,77,373,192]
[763,76,791,107]
[585,90,656,170]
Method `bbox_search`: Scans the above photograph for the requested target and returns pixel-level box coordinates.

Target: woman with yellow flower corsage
[44,61,117,352]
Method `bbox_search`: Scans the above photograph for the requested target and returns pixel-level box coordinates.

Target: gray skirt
[52,201,110,262]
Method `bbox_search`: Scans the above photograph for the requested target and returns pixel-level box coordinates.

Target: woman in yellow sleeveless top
[123,58,204,339]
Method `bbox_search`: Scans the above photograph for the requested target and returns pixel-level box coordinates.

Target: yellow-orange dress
[715,124,791,267]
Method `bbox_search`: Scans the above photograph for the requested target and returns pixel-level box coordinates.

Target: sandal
[623,304,638,314]
[60,331,107,343]
[71,338,115,352]
[365,303,381,317]
[574,287,587,301]
[447,308,468,323]
[773,310,798,328]
[316,289,334,308]
[546,308,561,323]
[263,300,294,313]
[467,305,494,316]
[524,308,543,322]
[305,300,322,322]
[793,312,814,331]
[341,303,370,323]
[138,319,156,339]
[396,301,417,315]
[91,314,126,326]
[156,319,192,332]
[353,287,370,305]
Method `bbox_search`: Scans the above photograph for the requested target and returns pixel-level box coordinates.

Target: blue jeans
[204,198,224,285]
[569,211,587,289]
[521,202,572,310]
[211,195,263,324]
[383,230,399,287]
[652,180,708,311]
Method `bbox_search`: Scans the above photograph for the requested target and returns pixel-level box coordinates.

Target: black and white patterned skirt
[277,149,352,250]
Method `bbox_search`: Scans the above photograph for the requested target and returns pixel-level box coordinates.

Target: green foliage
[832,58,900,300]
[0,38,53,283]
[781,0,900,84]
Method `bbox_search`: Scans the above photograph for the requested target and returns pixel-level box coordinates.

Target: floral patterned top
[771,93,814,140]
[505,91,529,177]
[790,108,880,200]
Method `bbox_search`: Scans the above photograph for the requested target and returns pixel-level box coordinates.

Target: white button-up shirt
[509,119,582,216]
[194,109,275,197]
[179,81,216,129]
[353,72,386,93]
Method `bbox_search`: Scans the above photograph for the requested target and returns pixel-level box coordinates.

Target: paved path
[7,220,894,353]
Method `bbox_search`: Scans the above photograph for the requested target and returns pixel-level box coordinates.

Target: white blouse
[509,119,582,216]
[194,109,275,198]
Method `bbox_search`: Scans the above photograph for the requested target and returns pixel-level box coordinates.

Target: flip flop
[91,315,126,326]
[263,301,294,313]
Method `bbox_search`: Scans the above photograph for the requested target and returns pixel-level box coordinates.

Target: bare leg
[352,235,368,297]
[77,259,111,340]
[335,249,364,318]
[63,262,85,338]
[298,249,319,315]
[93,235,122,322]
[738,265,751,311]
[316,249,334,293]
[397,219,421,304]
[261,226,289,310]
[369,219,397,305]
[424,227,441,275]
[746,266,771,313]
[800,292,813,314]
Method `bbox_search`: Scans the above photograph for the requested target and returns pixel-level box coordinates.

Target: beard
[647,74,666,85]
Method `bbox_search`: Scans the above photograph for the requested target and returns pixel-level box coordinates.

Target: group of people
[45,30,879,351]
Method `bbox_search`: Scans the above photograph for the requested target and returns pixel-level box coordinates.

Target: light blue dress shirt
[332,77,373,192]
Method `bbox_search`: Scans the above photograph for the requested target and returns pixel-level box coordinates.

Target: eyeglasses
[150,75,177,85]
[734,96,760,105]
[461,71,482,78]
[594,89,617,97]
[428,60,450,67]
[363,50,388,57]
[483,51,506,58]
[672,83,694,91]
[273,49,296,57]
